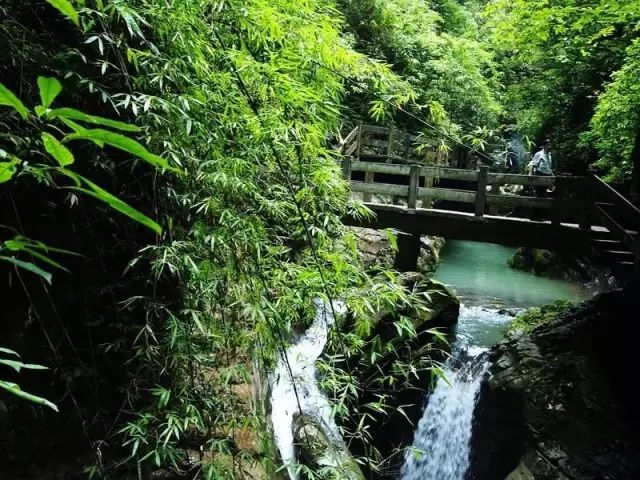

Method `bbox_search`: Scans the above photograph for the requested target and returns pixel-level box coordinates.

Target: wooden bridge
[339,124,640,278]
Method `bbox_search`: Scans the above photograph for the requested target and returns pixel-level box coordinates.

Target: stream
[400,240,591,480]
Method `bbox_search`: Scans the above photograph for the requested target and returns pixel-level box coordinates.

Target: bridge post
[394,232,422,272]
[552,176,567,225]
[475,166,488,217]
[342,156,352,181]
[408,164,420,209]
[579,174,595,230]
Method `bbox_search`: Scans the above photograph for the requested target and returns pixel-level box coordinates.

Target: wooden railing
[338,124,639,276]
[340,157,586,224]
[589,175,640,272]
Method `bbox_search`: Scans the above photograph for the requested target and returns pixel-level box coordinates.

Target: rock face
[470,286,640,480]
[508,247,616,290]
[348,226,444,273]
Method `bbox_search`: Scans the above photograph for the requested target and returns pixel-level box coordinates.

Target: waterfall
[401,305,510,480]
[269,299,345,480]
[400,361,489,480]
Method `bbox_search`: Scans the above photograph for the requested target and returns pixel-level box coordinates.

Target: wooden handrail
[593,175,640,225]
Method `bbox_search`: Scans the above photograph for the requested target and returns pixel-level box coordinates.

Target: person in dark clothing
[504,146,519,173]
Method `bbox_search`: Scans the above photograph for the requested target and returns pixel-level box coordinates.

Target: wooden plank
[363,170,375,202]
[345,204,593,252]
[420,166,478,181]
[418,187,477,204]
[344,141,358,156]
[361,125,389,135]
[342,126,359,147]
[487,173,558,187]
[594,204,640,256]
[351,181,409,197]
[359,153,408,163]
[342,156,352,180]
[593,174,640,225]
[355,121,363,160]
[552,176,567,225]
[475,166,488,216]
[361,138,390,149]
[408,164,420,209]
[351,161,411,175]
[386,126,394,162]
[486,194,553,209]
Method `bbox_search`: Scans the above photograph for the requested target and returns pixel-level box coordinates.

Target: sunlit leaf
[0,83,29,120]
[0,256,53,284]
[0,380,58,412]
[37,77,63,109]
[64,128,182,174]
[49,107,141,132]
[0,348,19,358]
[45,0,79,26]
[65,176,162,234]
[42,132,74,166]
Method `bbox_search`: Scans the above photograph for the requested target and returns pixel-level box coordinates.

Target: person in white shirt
[530,139,553,176]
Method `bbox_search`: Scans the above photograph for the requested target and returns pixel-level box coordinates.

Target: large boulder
[347,227,444,274]
[293,414,364,480]
[469,286,640,480]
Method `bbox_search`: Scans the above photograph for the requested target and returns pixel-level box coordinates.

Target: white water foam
[270,299,345,480]
[401,305,511,480]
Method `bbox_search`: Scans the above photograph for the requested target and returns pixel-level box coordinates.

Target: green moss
[509,300,576,333]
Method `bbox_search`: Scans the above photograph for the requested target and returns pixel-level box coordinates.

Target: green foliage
[509,300,576,334]
[586,39,640,181]
[484,0,640,177]
[0,78,167,234]
[339,0,502,143]
[0,347,58,412]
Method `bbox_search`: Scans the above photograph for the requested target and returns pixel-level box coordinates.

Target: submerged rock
[470,286,640,480]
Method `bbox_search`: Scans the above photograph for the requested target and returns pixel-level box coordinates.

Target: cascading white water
[401,305,511,480]
[269,299,345,480]
[401,361,489,480]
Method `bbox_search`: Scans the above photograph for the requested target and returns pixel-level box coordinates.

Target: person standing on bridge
[504,145,519,173]
[529,139,554,197]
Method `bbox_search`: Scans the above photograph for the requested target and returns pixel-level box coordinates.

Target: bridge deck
[339,124,639,277]
[347,203,608,252]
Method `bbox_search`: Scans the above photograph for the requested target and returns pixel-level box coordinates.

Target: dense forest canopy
[1,0,639,479]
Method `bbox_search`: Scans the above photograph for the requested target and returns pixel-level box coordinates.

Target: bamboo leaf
[45,0,79,26]
[49,107,140,132]
[37,77,63,109]
[67,179,162,234]
[0,359,23,372]
[0,83,29,120]
[64,128,182,174]
[0,380,58,412]
[42,132,74,166]
[0,256,53,284]
[0,348,19,358]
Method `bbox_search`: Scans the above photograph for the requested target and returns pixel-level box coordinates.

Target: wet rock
[508,247,617,289]
[293,414,364,480]
[470,287,640,480]
[347,226,444,273]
